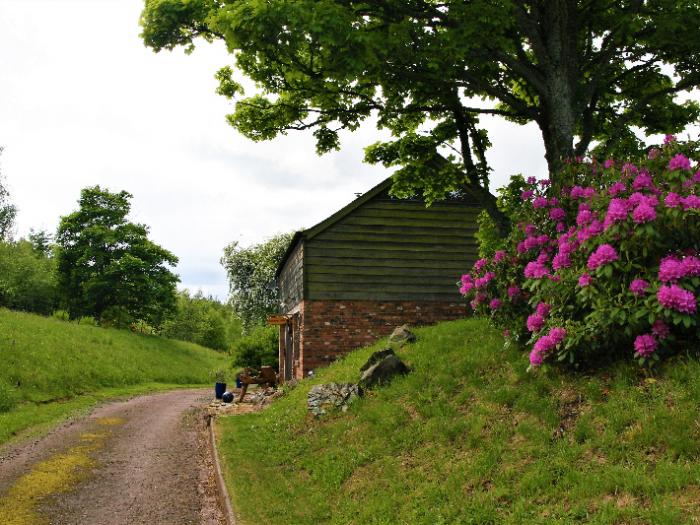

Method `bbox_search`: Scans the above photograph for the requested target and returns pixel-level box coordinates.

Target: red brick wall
[295,300,468,377]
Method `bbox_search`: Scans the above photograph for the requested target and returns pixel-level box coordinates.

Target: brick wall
[296,299,468,377]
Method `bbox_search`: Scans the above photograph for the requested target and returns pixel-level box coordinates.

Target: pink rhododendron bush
[461,137,700,369]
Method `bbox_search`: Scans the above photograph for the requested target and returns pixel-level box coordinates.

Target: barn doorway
[284,320,294,381]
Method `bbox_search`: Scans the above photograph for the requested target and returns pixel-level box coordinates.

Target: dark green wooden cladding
[304,197,481,301]
[278,242,303,310]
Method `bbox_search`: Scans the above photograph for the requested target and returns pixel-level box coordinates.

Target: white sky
[9,0,671,300]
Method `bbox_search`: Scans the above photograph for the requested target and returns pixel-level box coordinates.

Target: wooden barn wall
[305,197,481,302]
[278,242,304,311]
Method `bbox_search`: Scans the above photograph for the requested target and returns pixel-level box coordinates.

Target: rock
[359,355,409,388]
[307,383,361,417]
[359,348,395,372]
[389,324,416,345]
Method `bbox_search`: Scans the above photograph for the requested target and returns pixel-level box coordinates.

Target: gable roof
[275,176,394,278]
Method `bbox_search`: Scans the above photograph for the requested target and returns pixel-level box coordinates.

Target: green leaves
[55,186,179,328]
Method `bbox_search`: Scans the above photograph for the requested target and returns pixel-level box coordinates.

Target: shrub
[461,136,700,369]
[0,380,18,413]
[232,325,278,370]
[0,239,58,315]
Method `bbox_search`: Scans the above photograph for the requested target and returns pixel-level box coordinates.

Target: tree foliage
[141,0,700,232]
[220,232,293,329]
[0,148,17,241]
[161,289,242,351]
[55,186,179,328]
[0,239,58,315]
[232,324,279,370]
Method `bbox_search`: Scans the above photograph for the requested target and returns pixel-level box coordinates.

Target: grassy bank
[217,318,700,525]
[0,308,228,445]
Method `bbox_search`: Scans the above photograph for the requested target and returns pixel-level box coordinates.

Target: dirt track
[0,389,226,525]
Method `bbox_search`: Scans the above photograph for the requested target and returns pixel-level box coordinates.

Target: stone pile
[307,383,361,417]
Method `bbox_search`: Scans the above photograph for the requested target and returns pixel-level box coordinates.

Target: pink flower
[527,176,537,185]
[549,327,567,345]
[556,222,566,232]
[632,203,656,224]
[475,271,496,289]
[664,134,677,145]
[652,320,670,340]
[608,182,626,197]
[634,334,657,357]
[604,159,615,169]
[682,195,700,210]
[539,179,551,187]
[632,172,654,191]
[503,329,511,339]
[604,199,630,228]
[659,256,685,282]
[578,273,593,287]
[507,285,521,299]
[493,250,507,263]
[648,148,661,160]
[665,192,681,208]
[669,154,691,171]
[536,303,551,317]
[521,189,534,201]
[682,256,700,277]
[461,274,473,285]
[576,209,592,226]
[524,260,550,279]
[527,313,545,332]
[552,252,571,270]
[529,348,544,367]
[629,279,649,296]
[549,207,566,221]
[460,282,474,294]
[525,224,537,236]
[657,284,697,314]
[474,258,489,272]
[533,196,548,209]
[489,298,502,310]
[587,244,618,271]
[629,192,658,207]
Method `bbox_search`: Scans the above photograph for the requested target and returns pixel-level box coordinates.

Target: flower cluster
[460,138,700,368]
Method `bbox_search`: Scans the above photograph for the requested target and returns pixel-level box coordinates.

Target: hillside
[0,308,228,444]
[217,318,700,525]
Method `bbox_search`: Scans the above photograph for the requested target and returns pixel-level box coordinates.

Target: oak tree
[141,0,700,232]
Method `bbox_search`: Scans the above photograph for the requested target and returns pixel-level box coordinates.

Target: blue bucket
[215,382,227,399]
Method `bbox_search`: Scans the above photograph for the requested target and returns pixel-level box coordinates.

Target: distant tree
[0,239,58,315]
[55,186,179,328]
[141,1,700,235]
[0,148,17,241]
[221,233,293,329]
[161,289,242,351]
[232,325,279,370]
[27,229,53,257]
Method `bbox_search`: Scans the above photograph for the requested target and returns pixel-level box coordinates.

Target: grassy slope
[0,308,228,444]
[218,318,700,525]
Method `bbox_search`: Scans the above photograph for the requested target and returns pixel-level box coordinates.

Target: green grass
[217,318,700,525]
[0,308,228,445]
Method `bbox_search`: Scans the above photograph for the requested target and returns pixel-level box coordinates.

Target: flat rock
[389,324,417,345]
[307,383,361,417]
[360,348,395,372]
[359,355,409,388]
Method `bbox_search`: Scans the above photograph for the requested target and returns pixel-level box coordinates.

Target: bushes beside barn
[463,137,700,368]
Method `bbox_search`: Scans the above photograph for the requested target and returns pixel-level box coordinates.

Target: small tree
[55,186,179,328]
[221,233,293,329]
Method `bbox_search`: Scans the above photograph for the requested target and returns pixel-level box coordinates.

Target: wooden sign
[267,315,289,325]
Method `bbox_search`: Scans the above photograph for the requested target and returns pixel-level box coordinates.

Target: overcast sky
[0,0,626,300]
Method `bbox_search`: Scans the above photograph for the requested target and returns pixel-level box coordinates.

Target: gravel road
[0,389,226,525]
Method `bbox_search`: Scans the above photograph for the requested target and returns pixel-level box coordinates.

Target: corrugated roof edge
[274,176,395,279]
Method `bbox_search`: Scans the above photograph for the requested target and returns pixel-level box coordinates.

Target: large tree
[141,0,700,232]
[220,232,293,329]
[55,186,179,328]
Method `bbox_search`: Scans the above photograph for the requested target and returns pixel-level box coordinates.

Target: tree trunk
[462,182,510,239]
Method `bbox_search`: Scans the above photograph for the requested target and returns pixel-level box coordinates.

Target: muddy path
[0,389,226,525]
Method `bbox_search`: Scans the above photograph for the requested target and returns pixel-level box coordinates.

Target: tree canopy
[142,0,700,231]
[220,232,293,329]
[55,186,179,328]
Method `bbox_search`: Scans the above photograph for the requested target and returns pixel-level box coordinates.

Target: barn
[274,177,482,381]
